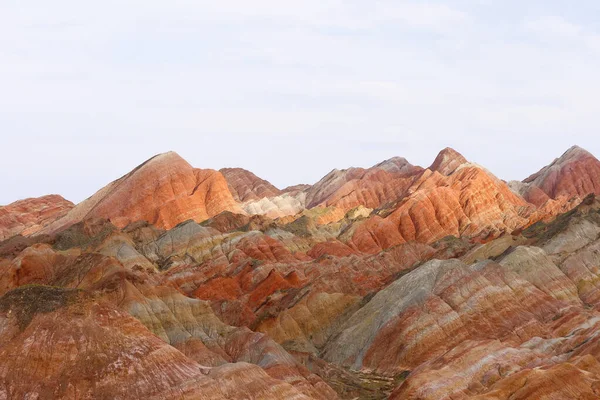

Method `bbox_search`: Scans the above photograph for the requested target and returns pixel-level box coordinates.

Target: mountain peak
[114,151,192,184]
[144,151,188,166]
[156,150,180,157]
[521,145,600,205]
[524,145,597,185]
[39,152,242,233]
[219,167,281,202]
[559,145,594,163]
[429,147,468,175]
[373,156,417,174]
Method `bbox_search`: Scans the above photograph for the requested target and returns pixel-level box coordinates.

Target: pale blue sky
[2,1,600,204]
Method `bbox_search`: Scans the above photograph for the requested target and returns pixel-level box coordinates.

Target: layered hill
[0,194,74,241]
[39,152,243,233]
[5,146,598,249]
[347,148,535,253]
[304,156,424,211]
[3,145,600,399]
[220,167,282,202]
[511,145,600,207]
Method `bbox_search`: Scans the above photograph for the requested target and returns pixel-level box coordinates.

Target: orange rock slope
[0,229,338,399]
[0,194,74,240]
[348,148,535,253]
[0,286,322,400]
[516,145,600,206]
[305,156,424,212]
[41,152,243,233]
[220,167,282,202]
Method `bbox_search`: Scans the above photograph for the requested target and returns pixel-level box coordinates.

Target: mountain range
[2,145,600,399]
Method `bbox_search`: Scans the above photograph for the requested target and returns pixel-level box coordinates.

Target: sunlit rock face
[348,149,535,254]
[4,146,600,399]
[0,286,322,400]
[0,194,74,240]
[40,152,243,233]
[304,157,423,213]
[220,167,282,202]
[519,145,600,207]
[0,237,337,399]
[429,147,468,176]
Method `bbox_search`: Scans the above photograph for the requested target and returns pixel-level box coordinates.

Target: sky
[2,1,600,205]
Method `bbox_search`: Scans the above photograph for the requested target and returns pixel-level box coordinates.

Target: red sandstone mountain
[0,194,74,240]
[519,145,600,206]
[41,152,243,233]
[348,148,534,253]
[305,157,424,212]
[429,147,468,175]
[3,146,600,399]
[220,167,282,202]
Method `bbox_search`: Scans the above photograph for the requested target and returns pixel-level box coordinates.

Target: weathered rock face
[349,151,535,253]
[469,359,600,400]
[41,152,243,233]
[323,257,567,373]
[304,157,424,214]
[428,147,468,176]
[220,167,282,202]
[0,194,74,240]
[237,156,422,225]
[0,234,338,399]
[4,146,600,400]
[242,192,307,219]
[0,286,318,400]
[324,196,600,399]
[520,145,600,207]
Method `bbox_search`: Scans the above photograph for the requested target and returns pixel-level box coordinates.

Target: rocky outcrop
[40,152,243,233]
[304,157,423,213]
[0,195,74,240]
[323,247,600,398]
[243,192,307,219]
[349,152,535,253]
[0,234,338,399]
[0,286,317,400]
[519,145,600,206]
[220,168,282,202]
[428,147,468,176]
